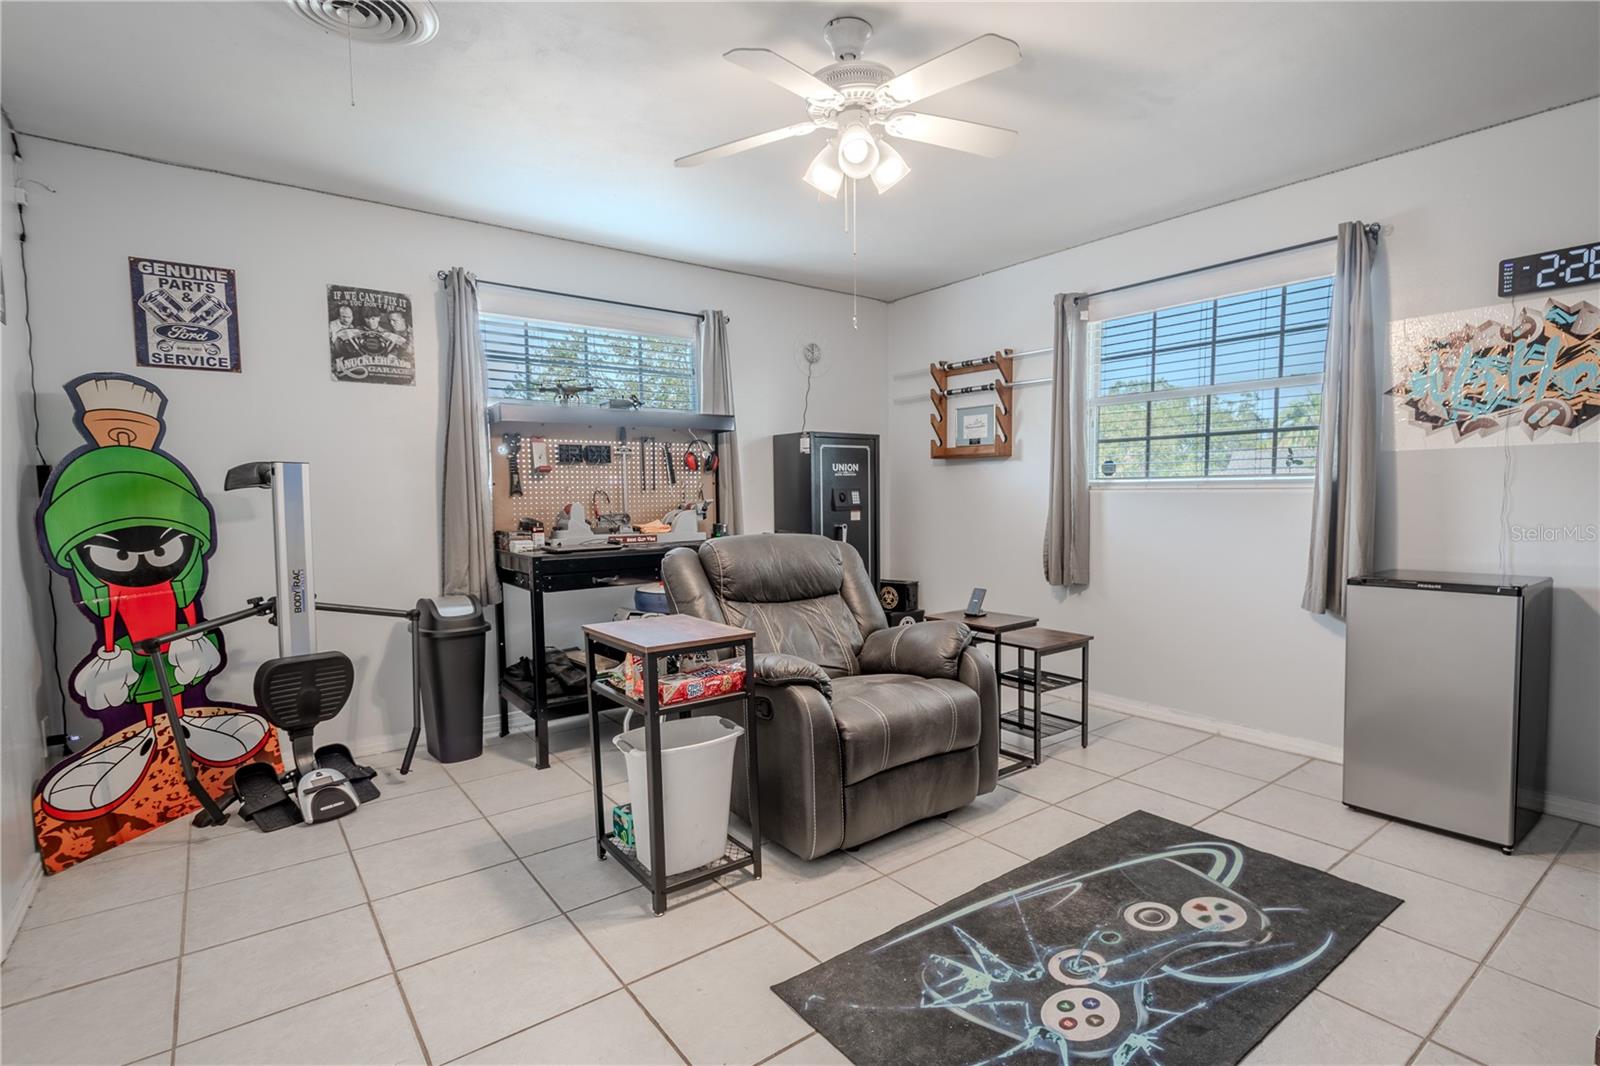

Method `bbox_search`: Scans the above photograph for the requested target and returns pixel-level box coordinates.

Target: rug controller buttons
[1181,896,1242,928]
[1041,987,1122,1042]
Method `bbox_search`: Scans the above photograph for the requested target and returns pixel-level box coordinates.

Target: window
[1090,277,1333,481]
[479,305,698,411]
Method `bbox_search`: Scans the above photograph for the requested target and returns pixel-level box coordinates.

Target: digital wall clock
[1498,242,1600,297]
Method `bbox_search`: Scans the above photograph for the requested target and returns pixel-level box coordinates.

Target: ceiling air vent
[286,0,439,46]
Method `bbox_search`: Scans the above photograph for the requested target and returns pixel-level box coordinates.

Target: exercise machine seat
[253,651,354,778]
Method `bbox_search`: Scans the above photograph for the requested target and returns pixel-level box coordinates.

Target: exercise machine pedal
[314,744,380,803]
[234,761,302,833]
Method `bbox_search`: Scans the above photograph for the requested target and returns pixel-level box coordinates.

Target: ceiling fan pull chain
[343,1,357,107]
[851,178,859,331]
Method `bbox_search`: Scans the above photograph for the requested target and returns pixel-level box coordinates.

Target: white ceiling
[4,2,1596,300]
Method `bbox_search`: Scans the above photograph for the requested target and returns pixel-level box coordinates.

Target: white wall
[2,129,54,952]
[884,101,1600,815]
[15,137,887,760]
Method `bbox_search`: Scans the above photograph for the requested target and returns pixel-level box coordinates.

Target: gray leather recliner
[660,533,1000,860]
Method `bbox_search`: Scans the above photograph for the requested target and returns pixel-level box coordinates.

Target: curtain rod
[1077,223,1381,302]
[435,271,706,322]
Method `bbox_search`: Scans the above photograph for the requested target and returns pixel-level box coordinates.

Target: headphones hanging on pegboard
[684,438,719,473]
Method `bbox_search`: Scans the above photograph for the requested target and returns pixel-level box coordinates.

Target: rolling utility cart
[583,616,761,915]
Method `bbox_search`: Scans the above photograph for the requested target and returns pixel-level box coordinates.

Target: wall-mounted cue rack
[930,349,1014,459]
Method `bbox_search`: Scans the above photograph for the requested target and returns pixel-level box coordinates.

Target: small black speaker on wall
[878,579,919,614]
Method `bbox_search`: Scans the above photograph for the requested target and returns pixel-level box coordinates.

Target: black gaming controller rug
[773,810,1401,1066]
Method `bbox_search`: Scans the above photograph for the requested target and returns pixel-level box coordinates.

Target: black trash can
[415,595,490,763]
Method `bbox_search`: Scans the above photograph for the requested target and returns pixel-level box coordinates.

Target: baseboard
[1094,692,1599,828]
[3,862,43,961]
[346,708,606,763]
[1087,691,1346,764]
[1538,791,1600,828]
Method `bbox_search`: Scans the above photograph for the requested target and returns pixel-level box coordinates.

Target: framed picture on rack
[956,402,996,446]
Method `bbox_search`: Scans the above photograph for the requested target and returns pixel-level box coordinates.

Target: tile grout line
[431,983,678,1066]
[17,884,191,936]
[1033,729,1458,1053]
[754,1032,817,1064]
[174,898,374,959]
[444,746,693,1066]
[0,956,184,1012]
[165,823,194,1065]
[1079,737,1519,1061]
[1411,818,1584,1061]
[15,721,1591,1065]
[167,972,403,1057]
[1332,845,1564,914]
[336,816,436,1066]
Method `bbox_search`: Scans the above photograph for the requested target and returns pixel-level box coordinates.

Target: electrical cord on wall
[9,120,73,755]
[798,342,822,434]
[800,359,816,434]
[1496,295,1519,581]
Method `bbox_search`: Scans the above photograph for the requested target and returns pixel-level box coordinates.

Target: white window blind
[477,287,699,411]
[1089,276,1334,481]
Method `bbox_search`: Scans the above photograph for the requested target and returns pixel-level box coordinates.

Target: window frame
[477,306,701,414]
[1087,276,1333,484]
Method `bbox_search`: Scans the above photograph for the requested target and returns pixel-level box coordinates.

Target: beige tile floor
[3,694,1596,1066]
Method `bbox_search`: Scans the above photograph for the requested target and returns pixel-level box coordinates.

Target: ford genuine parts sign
[128,257,242,373]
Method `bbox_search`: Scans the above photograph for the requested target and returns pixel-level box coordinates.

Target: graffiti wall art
[1388,298,1599,442]
[33,374,281,872]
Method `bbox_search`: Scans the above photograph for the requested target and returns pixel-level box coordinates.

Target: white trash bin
[614,713,744,876]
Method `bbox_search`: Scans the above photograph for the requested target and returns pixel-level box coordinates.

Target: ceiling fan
[675,16,1022,197]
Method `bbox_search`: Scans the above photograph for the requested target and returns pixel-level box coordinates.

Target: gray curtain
[1043,293,1091,588]
[1302,222,1379,616]
[441,267,501,605]
[700,310,744,533]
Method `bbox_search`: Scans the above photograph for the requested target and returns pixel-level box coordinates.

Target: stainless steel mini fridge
[1343,571,1552,850]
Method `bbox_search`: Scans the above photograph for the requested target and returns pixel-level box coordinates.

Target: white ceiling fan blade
[724,48,842,104]
[883,112,1017,158]
[674,123,819,168]
[877,34,1021,106]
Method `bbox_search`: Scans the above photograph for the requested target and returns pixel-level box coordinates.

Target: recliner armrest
[751,652,833,698]
[859,621,973,680]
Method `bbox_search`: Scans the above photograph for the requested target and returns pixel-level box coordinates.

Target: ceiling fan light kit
[675,15,1022,201]
[869,141,909,194]
[803,141,846,198]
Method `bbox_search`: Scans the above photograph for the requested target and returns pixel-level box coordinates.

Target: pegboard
[491,428,717,535]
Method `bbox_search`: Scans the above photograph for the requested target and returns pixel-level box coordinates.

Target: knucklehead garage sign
[128,257,243,373]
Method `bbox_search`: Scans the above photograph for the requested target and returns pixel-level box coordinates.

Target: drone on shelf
[536,383,597,405]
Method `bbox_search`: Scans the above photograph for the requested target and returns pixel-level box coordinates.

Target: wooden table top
[583,615,755,655]
[1000,626,1093,652]
[926,610,1039,634]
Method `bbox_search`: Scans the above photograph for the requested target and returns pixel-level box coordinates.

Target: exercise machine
[136,460,448,831]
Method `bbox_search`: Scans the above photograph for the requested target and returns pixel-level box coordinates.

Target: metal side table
[582,615,761,915]
[998,627,1092,764]
[926,610,1039,777]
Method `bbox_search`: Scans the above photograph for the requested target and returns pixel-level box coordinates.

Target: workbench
[494,545,681,767]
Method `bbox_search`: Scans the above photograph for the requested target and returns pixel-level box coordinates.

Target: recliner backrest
[661,534,887,675]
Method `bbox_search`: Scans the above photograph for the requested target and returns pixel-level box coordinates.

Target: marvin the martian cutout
[33,374,281,872]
